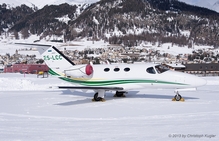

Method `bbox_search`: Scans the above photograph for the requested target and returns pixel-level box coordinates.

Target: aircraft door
[146,67,156,86]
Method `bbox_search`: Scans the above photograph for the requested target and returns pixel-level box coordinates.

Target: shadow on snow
[55,90,199,106]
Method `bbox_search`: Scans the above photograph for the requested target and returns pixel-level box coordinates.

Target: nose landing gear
[172,91,185,102]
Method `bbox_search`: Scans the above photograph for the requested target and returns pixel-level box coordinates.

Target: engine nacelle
[64,64,93,78]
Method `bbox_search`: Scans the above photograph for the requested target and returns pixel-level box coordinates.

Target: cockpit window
[155,65,169,74]
[146,67,156,74]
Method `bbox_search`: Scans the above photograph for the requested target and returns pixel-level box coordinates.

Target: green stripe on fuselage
[48,68,188,86]
[48,68,60,76]
[59,77,188,86]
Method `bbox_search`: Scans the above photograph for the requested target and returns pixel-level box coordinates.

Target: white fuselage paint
[64,63,206,91]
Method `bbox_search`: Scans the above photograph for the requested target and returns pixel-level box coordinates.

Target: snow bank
[0,77,53,91]
[0,73,70,91]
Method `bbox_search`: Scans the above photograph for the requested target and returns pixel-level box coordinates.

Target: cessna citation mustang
[35,45,206,102]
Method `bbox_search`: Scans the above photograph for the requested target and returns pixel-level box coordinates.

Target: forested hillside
[1,0,219,47]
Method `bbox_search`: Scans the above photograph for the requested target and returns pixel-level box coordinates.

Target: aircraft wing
[58,86,124,91]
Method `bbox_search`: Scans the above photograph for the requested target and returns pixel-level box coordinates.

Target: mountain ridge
[1,0,219,48]
[1,0,219,12]
[0,0,97,9]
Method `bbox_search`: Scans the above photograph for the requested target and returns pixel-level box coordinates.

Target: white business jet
[34,44,206,102]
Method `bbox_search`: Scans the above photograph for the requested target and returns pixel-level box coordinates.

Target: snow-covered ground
[0,36,219,140]
[0,37,110,59]
[0,73,218,141]
[0,35,217,59]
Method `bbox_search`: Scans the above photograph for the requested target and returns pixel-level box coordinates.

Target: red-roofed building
[4,64,49,74]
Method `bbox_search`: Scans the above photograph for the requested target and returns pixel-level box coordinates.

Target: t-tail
[37,45,75,76]
[31,44,93,79]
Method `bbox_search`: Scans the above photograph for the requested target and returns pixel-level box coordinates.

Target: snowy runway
[0,74,218,140]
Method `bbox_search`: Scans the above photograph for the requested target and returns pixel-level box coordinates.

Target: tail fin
[15,43,75,76]
[39,46,75,76]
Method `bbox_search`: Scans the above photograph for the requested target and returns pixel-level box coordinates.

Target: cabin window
[114,68,120,72]
[104,68,110,72]
[124,67,130,72]
[146,67,156,74]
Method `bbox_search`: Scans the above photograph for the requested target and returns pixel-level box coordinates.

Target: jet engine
[64,64,93,78]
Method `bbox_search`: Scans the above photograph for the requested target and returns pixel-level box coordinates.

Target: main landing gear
[92,91,127,102]
[92,93,106,102]
[114,91,126,97]
[172,91,185,102]
[92,90,106,102]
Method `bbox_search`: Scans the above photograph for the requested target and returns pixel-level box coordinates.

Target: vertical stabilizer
[39,46,75,76]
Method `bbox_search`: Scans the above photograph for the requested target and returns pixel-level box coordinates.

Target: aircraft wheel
[174,94,182,101]
[94,93,102,101]
[115,91,124,97]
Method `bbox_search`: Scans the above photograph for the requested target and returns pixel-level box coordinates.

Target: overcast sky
[179,0,218,11]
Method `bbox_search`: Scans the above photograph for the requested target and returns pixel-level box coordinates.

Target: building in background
[0,63,4,73]
[4,64,49,74]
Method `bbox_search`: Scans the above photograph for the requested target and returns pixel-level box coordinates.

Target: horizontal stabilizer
[58,86,124,91]
[15,43,51,47]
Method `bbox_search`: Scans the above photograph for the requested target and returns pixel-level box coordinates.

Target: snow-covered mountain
[1,0,219,47]
[0,0,99,8]
[1,0,219,12]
